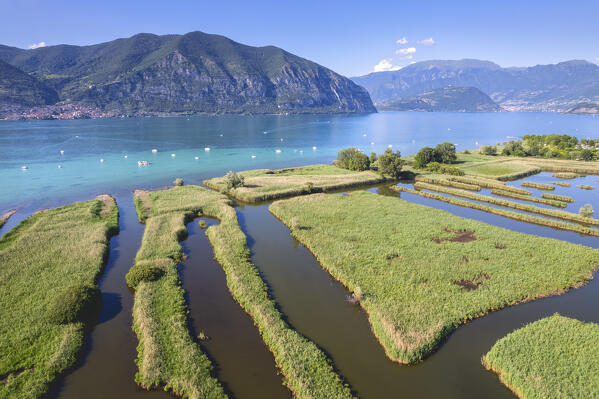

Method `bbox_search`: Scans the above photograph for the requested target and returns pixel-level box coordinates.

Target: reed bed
[132,186,353,399]
[552,172,579,179]
[413,182,599,227]
[520,181,555,191]
[394,186,599,237]
[577,185,594,190]
[415,175,481,191]
[490,189,567,208]
[542,193,575,203]
[203,164,390,203]
[483,314,599,398]
[270,191,599,364]
[448,176,532,195]
[0,197,118,398]
[553,182,571,187]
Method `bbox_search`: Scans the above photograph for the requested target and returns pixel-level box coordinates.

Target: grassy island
[131,186,353,399]
[483,314,599,398]
[0,196,118,398]
[203,164,390,202]
[270,191,599,364]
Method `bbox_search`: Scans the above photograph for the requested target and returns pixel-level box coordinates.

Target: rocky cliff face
[0,32,375,115]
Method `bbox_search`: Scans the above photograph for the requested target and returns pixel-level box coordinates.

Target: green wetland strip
[541,193,575,203]
[520,181,555,191]
[483,314,599,398]
[270,191,599,364]
[394,186,599,237]
[413,182,599,227]
[489,189,566,208]
[0,196,118,398]
[132,185,353,399]
[448,176,532,195]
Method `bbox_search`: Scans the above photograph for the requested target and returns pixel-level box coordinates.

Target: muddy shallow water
[7,171,598,399]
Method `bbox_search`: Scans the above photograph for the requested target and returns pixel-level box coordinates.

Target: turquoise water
[1,112,598,212]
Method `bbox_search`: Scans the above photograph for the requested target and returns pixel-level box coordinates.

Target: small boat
[58,165,62,169]
[100,159,104,163]
[204,147,211,151]
[370,142,374,145]
[275,149,282,153]
[312,146,317,150]
[21,166,28,170]
[152,149,158,153]
[251,155,256,158]
[363,134,367,137]
[280,138,283,141]
[60,150,64,155]
[220,134,224,137]
[137,160,149,166]
[194,156,199,160]
[171,153,176,157]
[124,155,128,159]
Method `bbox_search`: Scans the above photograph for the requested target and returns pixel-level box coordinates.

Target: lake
[2,111,598,215]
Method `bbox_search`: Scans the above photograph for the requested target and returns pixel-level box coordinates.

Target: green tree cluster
[414,142,457,168]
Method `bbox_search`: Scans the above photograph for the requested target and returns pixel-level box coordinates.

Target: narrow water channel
[237,194,599,399]
[179,219,292,399]
[52,195,170,398]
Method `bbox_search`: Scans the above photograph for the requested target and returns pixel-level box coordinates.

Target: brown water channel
[236,178,599,398]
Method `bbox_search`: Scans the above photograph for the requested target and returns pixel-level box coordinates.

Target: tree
[480,145,497,156]
[337,148,370,171]
[378,148,402,179]
[580,204,594,218]
[434,142,457,164]
[413,147,436,168]
[370,152,377,164]
[224,171,244,191]
[501,140,528,157]
[580,149,595,161]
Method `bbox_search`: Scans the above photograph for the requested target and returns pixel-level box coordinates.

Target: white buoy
[363,134,367,137]
[152,149,158,153]
[204,147,211,151]
[388,144,393,148]
[171,153,176,157]
[21,166,28,170]
[194,156,199,160]
[275,149,282,153]
[299,150,303,153]
[251,155,256,158]
[100,159,104,163]
[60,150,64,155]
[312,146,317,150]
[124,155,128,159]
[58,165,62,169]
[280,138,283,141]
[475,141,479,145]
[370,142,374,145]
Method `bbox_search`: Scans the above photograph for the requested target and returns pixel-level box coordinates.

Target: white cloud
[403,55,414,60]
[396,37,408,45]
[28,41,46,49]
[596,57,599,64]
[396,47,416,55]
[373,59,402,72]
[418,38,435,45]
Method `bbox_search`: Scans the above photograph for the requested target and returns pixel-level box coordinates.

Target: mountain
[376,86,502,112]
[566,102,599,115]
[0,32,375,115]
[0,59,58,106]
[351,59,599,112]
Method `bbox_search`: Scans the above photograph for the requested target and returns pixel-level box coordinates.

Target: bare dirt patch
[134,190,153,217]
[453,272,490,291]
[432,228,477,243]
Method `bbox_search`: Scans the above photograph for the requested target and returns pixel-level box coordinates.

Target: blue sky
[2,0,598,77]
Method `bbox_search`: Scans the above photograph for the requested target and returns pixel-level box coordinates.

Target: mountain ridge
[376,86,502,112]
[351,59,599,112]
[0,31,375,115]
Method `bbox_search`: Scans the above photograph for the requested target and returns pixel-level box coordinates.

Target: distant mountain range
[376,86,502,113]
[352,59,599,112]
[0,31,375,116]
[566,102,599,115]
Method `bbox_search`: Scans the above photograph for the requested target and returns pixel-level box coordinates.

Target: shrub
[369,152,377,164]
[224,171,245,191]
[580,149,595,161]
[304,182,314,193]
[414,147,436,168]
[434,142,457,164]
[198,220,208,229]
[425,162,465,176]
[173,178,184,186]
[337,148,370,171]
[378,148,403,179]
[580,204,594,218]
[502,141,528,157]
[481,145,497,156]
[126,264,165,289]
[463,149,471,154]
[47,283,101,325]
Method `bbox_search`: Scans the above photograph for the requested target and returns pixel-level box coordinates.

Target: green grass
[483,314,599,399]
[413,182,599,227]
[0,196,118,398]
[553,181,571,187]
[203,164,390,202]
[394,186,599,237]
[448,176,532,195]
[520,181,555,191]
[415,175,481,191]
[457,160,540,181]
[132,186,353,399]
[270,191,599,364]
